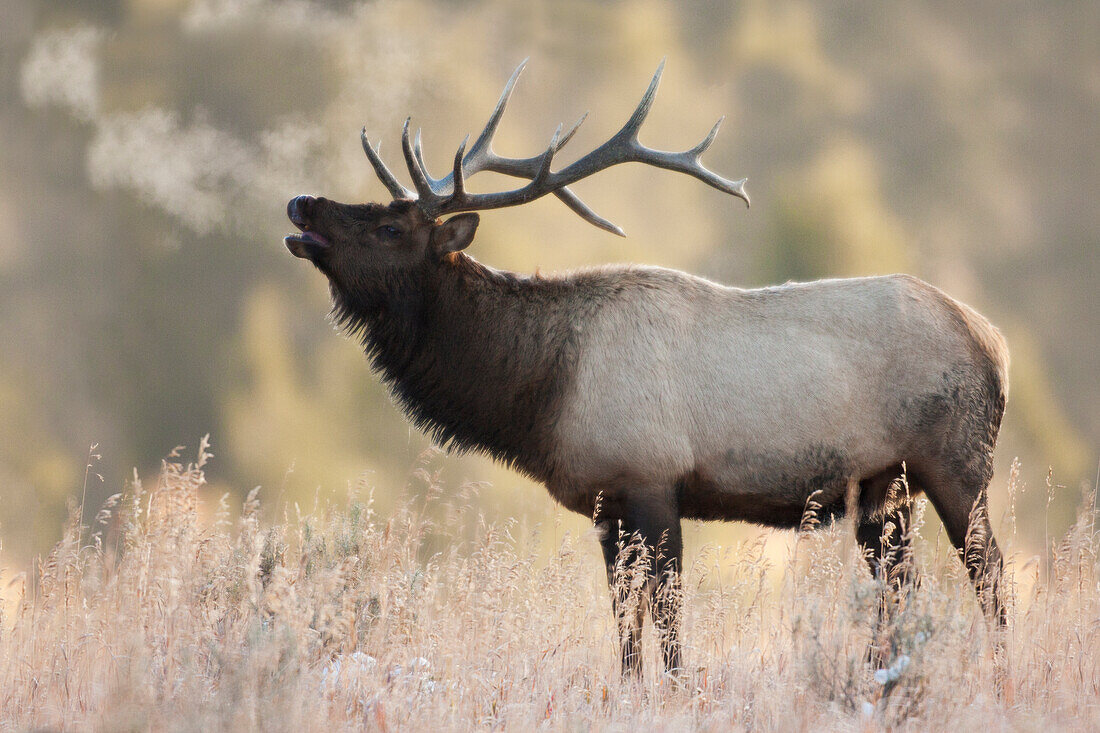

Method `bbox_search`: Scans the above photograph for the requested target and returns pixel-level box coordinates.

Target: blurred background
[0,0,1096,565]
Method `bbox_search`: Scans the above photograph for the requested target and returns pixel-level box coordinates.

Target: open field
[1,442,1097,731]
[4,3,1098,730]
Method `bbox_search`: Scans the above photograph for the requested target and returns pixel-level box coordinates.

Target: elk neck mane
[329,252,593,482]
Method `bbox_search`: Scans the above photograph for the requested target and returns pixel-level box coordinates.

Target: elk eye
[376,224,401,239]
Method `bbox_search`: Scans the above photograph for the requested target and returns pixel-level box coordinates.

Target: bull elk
[284,61,1008,677]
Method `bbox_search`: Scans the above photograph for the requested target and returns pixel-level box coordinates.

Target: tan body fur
[550,270,1008,524]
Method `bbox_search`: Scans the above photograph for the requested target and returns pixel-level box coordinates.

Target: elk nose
[287,195,315,227]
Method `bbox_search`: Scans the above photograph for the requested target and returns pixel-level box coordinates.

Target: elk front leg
[597,494,683,677]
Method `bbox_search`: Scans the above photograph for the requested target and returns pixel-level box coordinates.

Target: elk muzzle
[285,195,331,260]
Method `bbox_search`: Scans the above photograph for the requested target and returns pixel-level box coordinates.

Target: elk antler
[361,60,749,237]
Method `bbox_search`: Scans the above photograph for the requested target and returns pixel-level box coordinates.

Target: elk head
[285,60,749,292]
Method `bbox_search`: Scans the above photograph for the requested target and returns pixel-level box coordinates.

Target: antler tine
[616,58,665,144]
[555,188,626,236]
[412,128,450,194]
[464,58,528,170]
[362,129,414,200]
[401,118,442,209]
[693,116,723,156]
[533,124,563,183]
[638,149,750,206]
[557,112,587,151]
[451,135,469,200]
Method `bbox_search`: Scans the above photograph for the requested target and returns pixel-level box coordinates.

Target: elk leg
[597,497,683,677]
[919,368,1007,629]
[856,501,914,664]
[926,482,1005,627]
[652,518,684,675]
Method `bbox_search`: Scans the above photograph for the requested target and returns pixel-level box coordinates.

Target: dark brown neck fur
[331,253,589,482]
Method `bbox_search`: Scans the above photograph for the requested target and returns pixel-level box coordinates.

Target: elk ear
[431,213,480,254]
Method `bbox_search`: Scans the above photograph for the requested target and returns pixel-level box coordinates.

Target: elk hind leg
[922,364,1007,628]
[926,476,1005,627]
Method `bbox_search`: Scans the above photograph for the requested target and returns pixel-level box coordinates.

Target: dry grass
[1,442,1097,731]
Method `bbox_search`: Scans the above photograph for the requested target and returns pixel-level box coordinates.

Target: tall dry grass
[1,442,1097,731]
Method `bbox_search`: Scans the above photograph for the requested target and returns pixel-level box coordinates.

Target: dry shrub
[1,443,1097,731]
